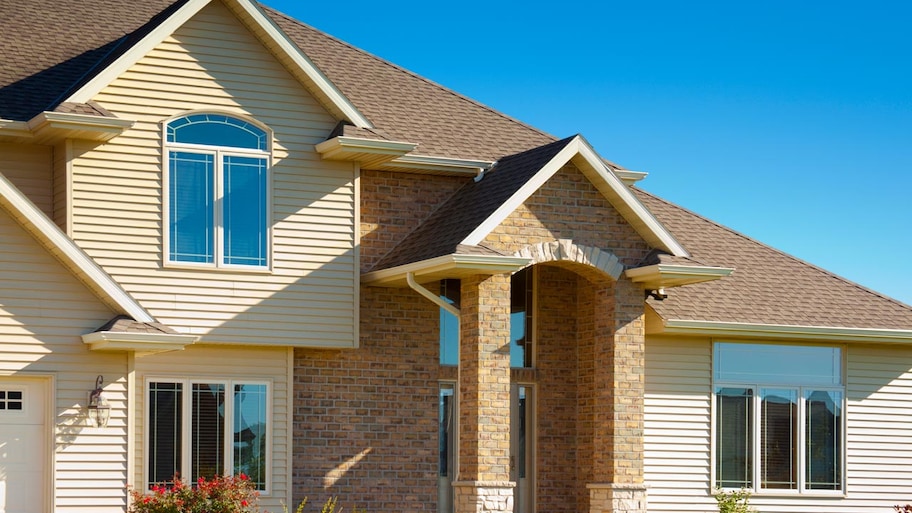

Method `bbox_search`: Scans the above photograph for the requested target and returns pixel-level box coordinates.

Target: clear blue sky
[264,0,912,306]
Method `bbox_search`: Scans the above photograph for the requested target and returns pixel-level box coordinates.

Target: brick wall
[482,163,651,267]
[360,169,466,272]
[535,265,583,513]
[292,283,440,512]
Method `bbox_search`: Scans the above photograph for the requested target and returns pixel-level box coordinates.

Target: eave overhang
[362,254,532,287]
[314,136,418,168]
[379,155,494,176]
[625,263,735,289]
[649,318,912,345]
[82,331,200,355]
[0,113,134,144]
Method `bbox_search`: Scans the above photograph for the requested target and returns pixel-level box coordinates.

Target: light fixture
[87,375,111,428]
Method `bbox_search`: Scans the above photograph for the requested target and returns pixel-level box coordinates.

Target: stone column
[589,278,647,513]
[454,273,515,513]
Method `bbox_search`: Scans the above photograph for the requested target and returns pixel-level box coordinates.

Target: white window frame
[162,113,273,271]
[144,377,273,494]
[711,342,846,496]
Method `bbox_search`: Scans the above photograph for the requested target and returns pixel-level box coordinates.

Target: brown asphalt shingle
[637,189,912,330]
[374,136,577,270]
[3,0,910,331]
[94,315,181,335]
[0,0,183,121]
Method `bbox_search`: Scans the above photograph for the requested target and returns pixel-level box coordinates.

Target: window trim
[710,342,846,496]
[143,377,273,494]
[162,112,273,272]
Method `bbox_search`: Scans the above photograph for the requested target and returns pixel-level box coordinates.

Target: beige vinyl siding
[645,335,912,512]
[0,207,128,512]
[0,142,53,216]
[133,345,292,511]
[644,335,713,512]
[75,0,356,347]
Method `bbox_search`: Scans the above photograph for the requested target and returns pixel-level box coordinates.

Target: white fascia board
[233,0,372,128]
[66,0,373,129]
[0,119,32,138]
[659,319,912,344]
[314,136,417,158]
[461,136,688,257]
[613,169,648,185]
[28,111,135,132]
[574,139,688,257]
[362,254,531,286]
[387,154,494,174]
[626,264,735,287]
[67,0,212,103]
[0,172,154,322]
[82,331,199,353]
[461,138,583,246]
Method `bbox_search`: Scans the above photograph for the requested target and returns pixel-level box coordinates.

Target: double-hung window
[714,342,844,493]
[147,379,270,491]
[165,114,270,269]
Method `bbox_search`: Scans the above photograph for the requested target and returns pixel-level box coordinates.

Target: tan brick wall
[360,169,466,272]
[482,163,651,267]
[292,283,440,512]
[458,273,512,482]
[535,265,584,513]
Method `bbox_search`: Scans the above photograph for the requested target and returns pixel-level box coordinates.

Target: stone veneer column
[589,278,647,513]
[454,273,515,513]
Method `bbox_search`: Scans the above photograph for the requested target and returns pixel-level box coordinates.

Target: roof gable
[0,173,153,322]
[67,0,371,127]
[0,0,369,128]
[374,136,686,272]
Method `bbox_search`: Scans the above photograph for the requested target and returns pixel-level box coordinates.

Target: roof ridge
[635,187,912,312]
[260,4,556,147]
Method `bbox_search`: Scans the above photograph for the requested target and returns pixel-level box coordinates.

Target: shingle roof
[637,189,912,330]
[94,315,180,335]
[374,136,577,270]
[3,0,910,331]
[0,0,182,121]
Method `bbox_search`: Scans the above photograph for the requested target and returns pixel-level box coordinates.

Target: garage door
[0,379,47,513]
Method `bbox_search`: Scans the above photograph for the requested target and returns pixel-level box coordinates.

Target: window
[147,380,269,491]
[714,343,843,493]
[165,114,270,269]
[510,267,533,368]
[439,279,460,366]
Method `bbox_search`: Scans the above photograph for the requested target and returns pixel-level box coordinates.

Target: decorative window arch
[164,113,271,269]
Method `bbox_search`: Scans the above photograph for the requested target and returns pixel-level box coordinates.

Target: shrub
[895,506,912,513]
[714,488,757,513]
[128,474,259,513]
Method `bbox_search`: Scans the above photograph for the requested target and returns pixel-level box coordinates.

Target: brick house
[1,1,911,513]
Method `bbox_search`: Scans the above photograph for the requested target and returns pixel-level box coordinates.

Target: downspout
[405,272,461,483]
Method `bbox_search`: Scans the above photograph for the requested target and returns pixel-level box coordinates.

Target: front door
[0,379,47,513]
[510,384,534,513]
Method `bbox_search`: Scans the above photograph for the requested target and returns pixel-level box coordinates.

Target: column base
[587,483,648,513]
[452,480,516,513]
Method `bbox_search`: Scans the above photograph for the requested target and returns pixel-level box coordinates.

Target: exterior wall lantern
[87,375,111,427]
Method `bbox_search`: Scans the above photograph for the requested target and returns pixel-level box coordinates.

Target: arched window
[165,114,270,268]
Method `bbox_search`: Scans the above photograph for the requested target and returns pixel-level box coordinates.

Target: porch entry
[438,383,535,513]
[0,378,48,513]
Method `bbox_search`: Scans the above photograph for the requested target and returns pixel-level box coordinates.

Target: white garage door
[0,379,47,513]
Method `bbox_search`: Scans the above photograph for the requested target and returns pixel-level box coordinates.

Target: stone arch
[513,239,624,282]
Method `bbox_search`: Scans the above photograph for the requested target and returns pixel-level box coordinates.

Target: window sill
[164,261,273,274]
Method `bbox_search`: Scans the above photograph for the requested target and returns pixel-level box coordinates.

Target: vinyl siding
[77,0,356,347]
[133,345,292,511]
[0,207,127,512]
[645,335,912,512]
[0,142,53,216]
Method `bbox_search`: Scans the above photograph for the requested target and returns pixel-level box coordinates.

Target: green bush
[714,488,757,513]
